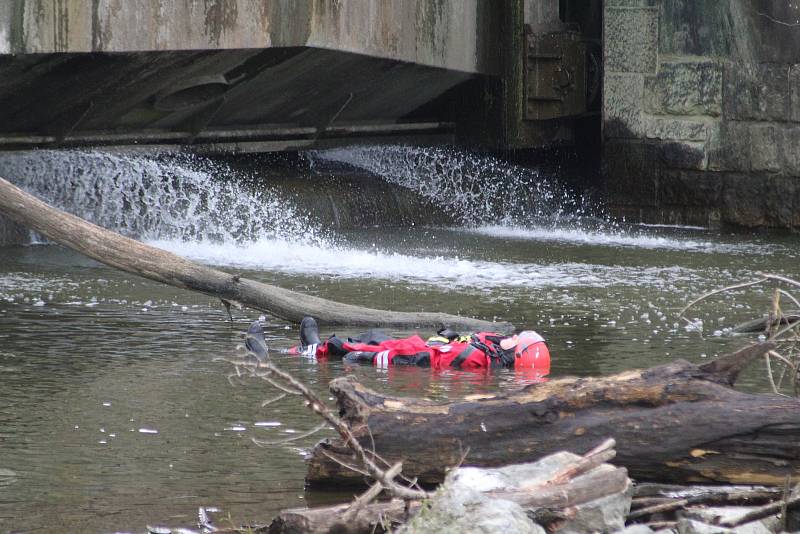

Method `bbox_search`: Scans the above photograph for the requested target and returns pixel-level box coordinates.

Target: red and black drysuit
[306,329,518,371]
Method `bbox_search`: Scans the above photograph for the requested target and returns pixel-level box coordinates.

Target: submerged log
[733,310,800,333]
[306,342,800,487]
[0,175,509,332]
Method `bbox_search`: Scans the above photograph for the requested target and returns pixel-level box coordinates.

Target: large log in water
[0,175,509,332]
[307,342,800,487]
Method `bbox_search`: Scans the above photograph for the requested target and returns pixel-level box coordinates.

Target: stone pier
[603,0,800,228]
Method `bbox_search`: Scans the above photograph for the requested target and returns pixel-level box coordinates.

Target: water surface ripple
[0,148,797,532]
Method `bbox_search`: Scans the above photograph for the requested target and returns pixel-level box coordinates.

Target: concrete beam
[0,0,499,75]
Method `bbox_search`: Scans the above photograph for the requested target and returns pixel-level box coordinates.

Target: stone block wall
[603,0,800,228]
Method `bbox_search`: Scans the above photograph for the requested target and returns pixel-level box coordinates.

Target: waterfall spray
[314,145,593,226]
[0,150,326,245]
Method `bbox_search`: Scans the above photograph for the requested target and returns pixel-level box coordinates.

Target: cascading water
[0,146,782,294]
[314,145,593,226]
[0,150,324,245]
[314,145,778,255]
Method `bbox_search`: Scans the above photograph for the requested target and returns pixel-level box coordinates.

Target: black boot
[299,316,322,347]
[245,320,268,361]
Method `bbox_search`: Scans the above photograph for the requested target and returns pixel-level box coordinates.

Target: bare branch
[525,438,617,489]
[757,272,800,291]
[261,393,287,407]
[268,360,429,500]
[778,289,800,310]
[753,10,800,27]
[255,372,302,395]
[319,448,372,478]
[764,352,787,397]
[677,278,767,320]
[251,422,329,447]
[236,357,429,501]
[343,462,404,522]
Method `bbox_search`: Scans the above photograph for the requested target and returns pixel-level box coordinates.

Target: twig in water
[260,393,287,407]
[254,372,302,395]
[251,422,329,447]
[779,289,800,310]
[677,278,767,320]
[764,351,786,396]
[758,273,800,291]
[767,288,782,339]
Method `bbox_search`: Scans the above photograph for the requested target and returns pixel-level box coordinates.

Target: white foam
[465,225,768,254]
[147,237,700,290]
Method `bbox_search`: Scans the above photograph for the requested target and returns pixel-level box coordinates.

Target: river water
[0,148,798,533]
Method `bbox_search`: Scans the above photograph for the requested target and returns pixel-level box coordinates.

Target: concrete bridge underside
[0,0,502,152]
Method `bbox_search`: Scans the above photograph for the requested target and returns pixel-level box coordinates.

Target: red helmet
[501,331,550,370]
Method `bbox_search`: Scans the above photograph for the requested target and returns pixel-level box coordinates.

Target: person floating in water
[271,316,550,374]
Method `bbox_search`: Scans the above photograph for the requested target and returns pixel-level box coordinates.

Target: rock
[683,506,778,534]
[614,525,655,534]
[659,170,722,207]
[399,484,544,534]
[707,122,750,173]
[678,518,734,534]
[659,141,707,171]
[401,452,632,534]
[749,124,782,173]
[603,141,658,207]
[790,64,800,123]
[782,126,800,176]
[559,488,634,534]
[721,174,767,227]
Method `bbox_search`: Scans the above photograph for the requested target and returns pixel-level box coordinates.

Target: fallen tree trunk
[306,342,800,487]
[0,175,509,332]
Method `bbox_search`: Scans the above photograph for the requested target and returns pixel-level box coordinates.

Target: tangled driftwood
[305,342,800,488]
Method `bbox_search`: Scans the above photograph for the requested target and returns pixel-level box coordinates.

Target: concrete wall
[603,0,800,228]
[0,0,497,75]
